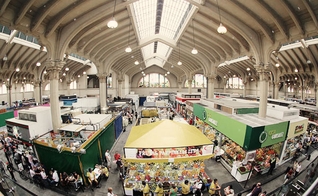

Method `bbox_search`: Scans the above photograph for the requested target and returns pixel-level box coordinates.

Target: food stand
[193,103,290,182]
[123,120,213,195]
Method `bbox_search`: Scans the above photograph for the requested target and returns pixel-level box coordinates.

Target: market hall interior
[0,0,318,195]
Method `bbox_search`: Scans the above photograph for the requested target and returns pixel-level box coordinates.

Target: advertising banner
[124,145,212,159]
[287,117,308,139]
[193,103,246,147]
[244,121,289,151]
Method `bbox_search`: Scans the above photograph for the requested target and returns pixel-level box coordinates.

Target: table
[93,167,102,180]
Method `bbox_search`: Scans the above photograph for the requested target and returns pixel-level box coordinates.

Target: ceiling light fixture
[134,60,139,65]
[216,0,227,34]
[107,0,118,28]
[307,60,311,64]
[83,71,86,75]
[275,63,280,67]
[246,67,250,71]
[3,54,7,61]
[44,70,47,74]
[125,24,132,53]
[65,67,69,71]
[63,73,66,76]
[294,68,298,73]
[15,67,20,72]
[177,41,182,65]
[191,20,198,54]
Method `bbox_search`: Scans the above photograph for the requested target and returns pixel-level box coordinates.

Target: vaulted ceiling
[0,0,317,86]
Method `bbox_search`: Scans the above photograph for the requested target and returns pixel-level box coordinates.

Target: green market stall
[193,103,289,182]
[33,119,116,185]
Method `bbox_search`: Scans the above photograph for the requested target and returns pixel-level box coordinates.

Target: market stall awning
[125,120,212,148]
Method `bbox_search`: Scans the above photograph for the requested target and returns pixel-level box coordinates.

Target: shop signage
[193,103,246,147]
[124,145,211,159]
[294,124,304,134]
[259,130,284,144]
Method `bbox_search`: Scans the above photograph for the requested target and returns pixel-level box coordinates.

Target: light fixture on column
[125,24,132,53]
[36,49,41,66]
[191,20,198,54]
[15,67,20,72]
[216,0,227,34]
[107,0,118,28]
[83,71,86,75]
[177,42,182,65]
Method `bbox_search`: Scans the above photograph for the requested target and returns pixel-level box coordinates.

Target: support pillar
[66,81,71,95]
[242,81,247,98]
[258,70,268,118]
[223,78,227,93]
[207,77,215,99]
[187,79,192,94]
[6,84,12,107]
[46,60,64,133]
[274,82,280,99]
[315,83,318,107]
[21,83,25,101]
[118,80,123,98]
[178,81,182,90]
[34,81,41,104]
[98,74,107,114]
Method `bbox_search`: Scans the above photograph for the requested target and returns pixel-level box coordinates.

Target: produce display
[221,139,246,166]
[124,161,209,192]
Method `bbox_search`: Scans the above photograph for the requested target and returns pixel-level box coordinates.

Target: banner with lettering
[124,145,213,159]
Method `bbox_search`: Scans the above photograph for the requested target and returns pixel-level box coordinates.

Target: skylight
[131,0,197,67]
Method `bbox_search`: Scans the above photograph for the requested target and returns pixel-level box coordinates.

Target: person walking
[6,162,16,181]
[246,182,262,196]
[169,183,178,196]
[209,178,221,196]
[193,177,203,196]
[107,187,117,196]
[105,150,111,169]
[294,162,301,177]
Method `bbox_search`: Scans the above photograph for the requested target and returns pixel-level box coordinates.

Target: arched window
[24,84,34,92]
[0,84,7,94]
[138,73,170,87]
[226,77,243,89]
[184,74,206,88]
[70,81,77,89]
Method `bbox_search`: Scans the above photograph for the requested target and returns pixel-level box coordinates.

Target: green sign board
[194,103,246,147]
[244,121,289,151]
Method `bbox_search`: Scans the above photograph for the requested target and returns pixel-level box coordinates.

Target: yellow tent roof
[124,120,212,148]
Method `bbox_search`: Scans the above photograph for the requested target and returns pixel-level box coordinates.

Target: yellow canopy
[124,120,212,148]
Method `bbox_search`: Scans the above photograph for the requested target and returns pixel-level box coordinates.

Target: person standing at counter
[142,181,150,196]
[268,155,278,175]
[181,180,190,196]
[154,183,164,196]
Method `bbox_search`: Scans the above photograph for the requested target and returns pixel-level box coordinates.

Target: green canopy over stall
[34,119,115,185]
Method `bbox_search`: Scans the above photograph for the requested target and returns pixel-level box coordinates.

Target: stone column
[274,82,280,99]
[34,80,41,104]
[98,74,107,114]
[118,79,123,98]
[6,84,12,107]
[187,79,192,94]
[207,76,215,99]
[46,60,64,133]
[66,81,71,95]
[242,81,247,98]
[21,83,25,100]
[223,78,227,93]
[178,81,182,90]
[315,83,318,107]
[258,70,268,118]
